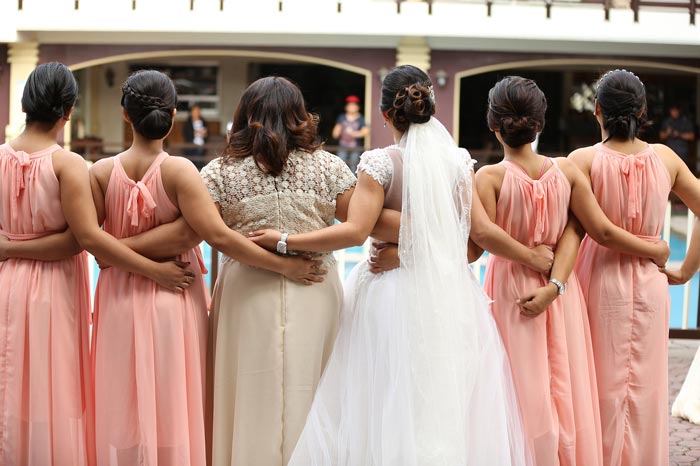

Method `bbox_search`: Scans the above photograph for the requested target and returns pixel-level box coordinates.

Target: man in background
[183,104,207,169]
[660,104,696,170]
[333,95,369,173]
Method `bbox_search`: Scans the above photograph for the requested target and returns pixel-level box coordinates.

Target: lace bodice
[357,146,396,188]
[201,150,356,260]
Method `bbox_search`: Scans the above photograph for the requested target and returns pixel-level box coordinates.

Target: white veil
[398,117,533,465]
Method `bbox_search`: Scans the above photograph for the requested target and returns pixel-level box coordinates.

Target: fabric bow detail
[13,151,31,198]
[126,181,157,227]
[532,180,547,244]
[620,155,646,219]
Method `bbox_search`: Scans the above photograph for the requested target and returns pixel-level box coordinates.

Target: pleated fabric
[0,143,95,466]
[575,143,671,466]
[484,159,602,466]
[92,153,210,466]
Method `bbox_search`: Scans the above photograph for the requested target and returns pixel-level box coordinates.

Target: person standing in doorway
[183,103,208,168]
[332,95,368,173]
[660,104,695,170]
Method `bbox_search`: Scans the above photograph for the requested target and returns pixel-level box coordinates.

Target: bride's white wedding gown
[673,344,700,424]
[288,118,533,466]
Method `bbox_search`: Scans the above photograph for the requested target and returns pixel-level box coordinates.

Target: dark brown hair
[595,69,647,142]
[487,76,546,148]
[380,65,435,133]
[224,76,321,176]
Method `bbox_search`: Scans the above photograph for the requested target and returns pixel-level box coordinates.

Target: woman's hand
[660,266,694,285]
[516,283,559,317]
[651,240,670,268]
[527,244,554,274]
[149,261,196,292]
[0,235,9,261]
[280,256,327,285]
[368,242,400,274]
[248,229,283,252]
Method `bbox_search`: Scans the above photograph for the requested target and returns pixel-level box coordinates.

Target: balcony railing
[14,0,698,24]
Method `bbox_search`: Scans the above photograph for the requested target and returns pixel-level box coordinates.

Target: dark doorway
[459,67,697,169]
[250,63,366,147]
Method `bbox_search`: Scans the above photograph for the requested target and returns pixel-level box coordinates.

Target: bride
[250,65,541,465]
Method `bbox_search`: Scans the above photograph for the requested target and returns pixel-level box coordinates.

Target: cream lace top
[201,150,356,263]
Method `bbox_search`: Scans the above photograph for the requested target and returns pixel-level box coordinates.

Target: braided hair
[595,69,647,143]
[380,65,435,133]
[121,70,177,140]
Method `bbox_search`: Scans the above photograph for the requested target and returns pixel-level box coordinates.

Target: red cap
[345,95,360,104]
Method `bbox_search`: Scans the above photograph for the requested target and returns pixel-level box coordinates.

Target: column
[396,36,431,72]
[5,42,39,142]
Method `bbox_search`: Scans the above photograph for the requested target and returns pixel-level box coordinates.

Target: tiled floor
[669,339,700,465]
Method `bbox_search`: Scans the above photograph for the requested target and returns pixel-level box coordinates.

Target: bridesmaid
[570,69,700,466]
[88,70,323,466]
[0,63,195,466]
[472,76,669,466]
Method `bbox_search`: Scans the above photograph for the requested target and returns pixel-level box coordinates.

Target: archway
[453,58,700,167]
[65,49,373,159]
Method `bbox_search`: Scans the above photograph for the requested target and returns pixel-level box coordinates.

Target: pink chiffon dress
[575,143,671,466]
[0,143,94,466]
[92,152,210,466]
[484,158,602,466]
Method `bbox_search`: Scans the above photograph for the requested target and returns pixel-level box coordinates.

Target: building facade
[2,0,700,163]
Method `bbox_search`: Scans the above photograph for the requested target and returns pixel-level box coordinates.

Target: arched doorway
[65,50,372,162]
[453,59,700,168]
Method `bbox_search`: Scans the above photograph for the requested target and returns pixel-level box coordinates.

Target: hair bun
[402,83,435,124]
[501,115,537,133]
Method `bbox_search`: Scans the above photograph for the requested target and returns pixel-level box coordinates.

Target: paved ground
[669,339,700,465]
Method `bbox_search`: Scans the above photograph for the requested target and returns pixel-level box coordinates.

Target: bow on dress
[620,154,646,220]
[532,179,547,245]
[126,181,157,227]
[11,151,32,213]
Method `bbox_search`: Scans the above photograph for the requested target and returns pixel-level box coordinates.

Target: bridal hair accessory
[598,69,645,88]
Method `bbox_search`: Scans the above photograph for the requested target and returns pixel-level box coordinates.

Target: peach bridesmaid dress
[484,159,602,466]
[92,152,210,466]
[575,143,671,466]
[0,143,94,466]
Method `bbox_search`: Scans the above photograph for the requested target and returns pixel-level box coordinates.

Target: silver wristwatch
[548,278,566,295]
[276,232,289,255]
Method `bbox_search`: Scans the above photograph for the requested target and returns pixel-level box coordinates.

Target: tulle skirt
[288,261,532,466]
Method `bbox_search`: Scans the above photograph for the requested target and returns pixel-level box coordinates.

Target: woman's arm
[661,219,700,285]
[471,169,554,273]
[0,229,82,261]
[119,217,201,260]
[661,147,700,284]
[250,171,386,252]
[55,150,195,291]
[562,158,669,266]
[517,217,583,317]
[334,185,400,244]
[165,158,324,284]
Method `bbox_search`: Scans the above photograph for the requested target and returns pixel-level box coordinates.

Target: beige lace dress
[200,150,356,466]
